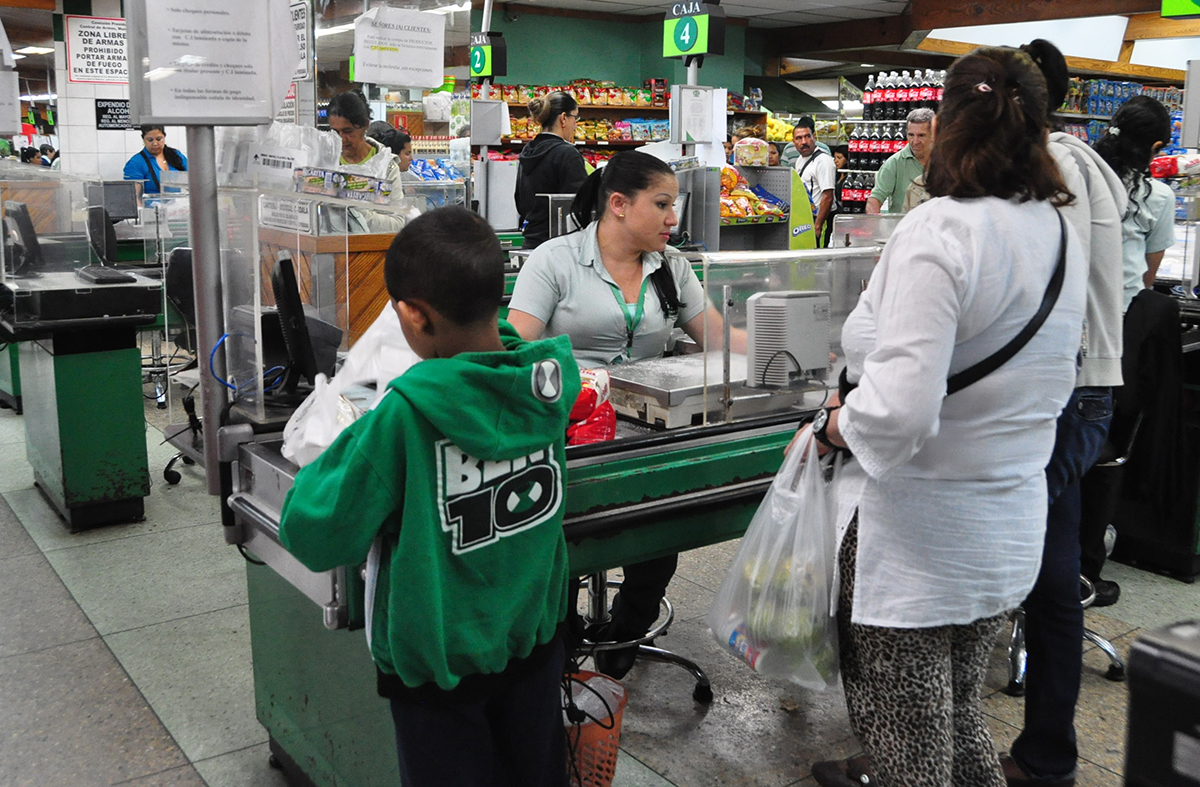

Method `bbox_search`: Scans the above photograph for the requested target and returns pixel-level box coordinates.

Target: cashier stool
[578,573,714,703]
[1003,414,1142,695]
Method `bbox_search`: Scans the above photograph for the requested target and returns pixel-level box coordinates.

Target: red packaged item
[569,368,611,421]
[568,401,616,445]
[1151,155,1179,179]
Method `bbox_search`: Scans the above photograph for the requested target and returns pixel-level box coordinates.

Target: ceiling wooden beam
[1124,11,1200,39]
[910,0,1160,30]
[768,14,912,56]
[917,37,1185,81]
[0,0,53,9]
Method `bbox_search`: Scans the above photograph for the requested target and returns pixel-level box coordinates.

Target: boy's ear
[396,299,435,335]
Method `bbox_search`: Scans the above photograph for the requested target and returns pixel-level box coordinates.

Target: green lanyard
[605,276,651,360]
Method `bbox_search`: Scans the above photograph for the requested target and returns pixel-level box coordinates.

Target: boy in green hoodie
[279,206,580,787]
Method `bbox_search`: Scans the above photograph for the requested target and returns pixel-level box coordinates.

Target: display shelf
[498,137,649,147]
[729,109,767,116]
[1054,111,1112,121]
[504,102,668,112]
[720,214,790,226]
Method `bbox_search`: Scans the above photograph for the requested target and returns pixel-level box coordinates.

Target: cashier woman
[509,150,742,677]
[123,125,187,195]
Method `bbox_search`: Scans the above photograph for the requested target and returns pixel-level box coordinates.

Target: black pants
[611,554,679,637]
[389,637,568,787]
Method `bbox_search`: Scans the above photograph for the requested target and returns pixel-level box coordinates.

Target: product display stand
[0,341,20,413]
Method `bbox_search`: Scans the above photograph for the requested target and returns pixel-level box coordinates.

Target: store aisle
[0,401,1191,786]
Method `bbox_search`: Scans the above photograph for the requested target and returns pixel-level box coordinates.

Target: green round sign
[673,17,698,53]
[470,46,486,75]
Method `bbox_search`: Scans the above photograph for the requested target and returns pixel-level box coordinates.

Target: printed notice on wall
[353,7,445,89]
[66,16,127,84]
[95,98,131,130]
[291,1,310,82]
[132,0,299,124]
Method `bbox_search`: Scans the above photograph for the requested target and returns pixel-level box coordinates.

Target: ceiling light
[15,46,54,55]
[20,93,56,102]
[860,63,874,68]
[430,1,471,13]
[315,23,355,38]
[11,53,24,60]
[929,16,1128,63]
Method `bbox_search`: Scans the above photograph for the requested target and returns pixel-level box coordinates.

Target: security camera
[504,10,519,22]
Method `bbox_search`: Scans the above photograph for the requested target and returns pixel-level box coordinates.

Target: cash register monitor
[4,201,43,275]
[86,206,118,264]
[86,181,140,223]
[270,253,342,395]
[669,192,690,245]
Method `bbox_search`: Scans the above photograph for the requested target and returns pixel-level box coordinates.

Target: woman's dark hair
[327,91,371,128]
[1020,39,1069,116]
[528,91,577,130]
[571,150,684,317]
[1094,95,1172,210]
[924,47,1072,207]
[367,121,414,156]
[20,146,37,163]
[138,124,186,171]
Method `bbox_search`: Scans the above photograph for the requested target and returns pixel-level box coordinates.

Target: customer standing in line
[805,47,1086,787]
[1000,38,1128,787]
[327,91,404,197]
[508,150,743,680]
[514,91,589,250]
[1095,95,1177,312]
[867,108,934,214]
[791,117,838,246]
[123,125,187,195]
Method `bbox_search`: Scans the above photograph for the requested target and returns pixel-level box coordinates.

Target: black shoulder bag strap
[945,210,1068,395]
[797,147,824,179]
[140,148,161,193]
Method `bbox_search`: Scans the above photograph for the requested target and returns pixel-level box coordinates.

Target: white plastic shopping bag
[281,304,420,467]
[707,432,841,690]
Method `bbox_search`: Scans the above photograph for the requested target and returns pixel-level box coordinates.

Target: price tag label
[662,2,724,59]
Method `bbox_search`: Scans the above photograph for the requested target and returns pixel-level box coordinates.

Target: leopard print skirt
[838,519,1008,787]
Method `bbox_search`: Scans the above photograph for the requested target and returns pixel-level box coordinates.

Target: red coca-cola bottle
[882,72,898,121]
[862,74,875,121]
[935,70,946,105]
[868,124,883,170]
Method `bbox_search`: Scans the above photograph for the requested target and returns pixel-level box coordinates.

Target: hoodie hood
[388,321,581,462]
[518,133,573,176]
[1050,131,1129,218]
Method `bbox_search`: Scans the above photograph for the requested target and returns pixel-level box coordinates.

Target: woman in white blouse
[804,48,1087,787]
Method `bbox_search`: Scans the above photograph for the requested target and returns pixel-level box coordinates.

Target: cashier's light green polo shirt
[509,222,707,368]
[870,144,925,213]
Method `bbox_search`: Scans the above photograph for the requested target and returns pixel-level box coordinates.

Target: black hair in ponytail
[569,151,684,318]
[1094,95,1171,213]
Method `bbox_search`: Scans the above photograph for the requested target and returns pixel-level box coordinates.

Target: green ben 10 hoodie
[279,321,581,696]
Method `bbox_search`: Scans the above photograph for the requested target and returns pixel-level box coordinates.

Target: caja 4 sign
[662,2,726,59]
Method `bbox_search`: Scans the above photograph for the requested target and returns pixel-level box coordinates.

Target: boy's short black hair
[384,206,504,326]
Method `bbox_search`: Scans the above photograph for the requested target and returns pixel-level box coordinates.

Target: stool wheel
[181,456,195,466]
[163,469,182,485]
[693,682,714,704]
[1003,680,1025,697]
[268,754,282,770]
[1105,664,1126,682]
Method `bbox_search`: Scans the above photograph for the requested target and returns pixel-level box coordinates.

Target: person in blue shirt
[123,125,187,195]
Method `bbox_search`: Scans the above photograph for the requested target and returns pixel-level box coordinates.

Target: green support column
[21,328,150,531]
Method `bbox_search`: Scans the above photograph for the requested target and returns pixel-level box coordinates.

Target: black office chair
[162,248,201,484]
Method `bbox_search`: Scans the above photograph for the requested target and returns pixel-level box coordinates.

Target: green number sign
[470,45,492,77]
[674,17,697,52]
[1163,0,1200,17]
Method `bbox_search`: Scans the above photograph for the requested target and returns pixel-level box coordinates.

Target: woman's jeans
[1010,386,1113,781]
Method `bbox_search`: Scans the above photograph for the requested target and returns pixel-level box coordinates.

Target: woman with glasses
[327,91,404,199]
[515,91,589,249]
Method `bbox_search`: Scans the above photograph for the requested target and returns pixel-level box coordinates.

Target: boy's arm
[279,427,400,572]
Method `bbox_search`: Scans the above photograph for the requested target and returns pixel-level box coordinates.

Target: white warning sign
[66,16,128,85]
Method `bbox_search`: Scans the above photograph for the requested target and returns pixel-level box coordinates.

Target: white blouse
[836,195,1087,628]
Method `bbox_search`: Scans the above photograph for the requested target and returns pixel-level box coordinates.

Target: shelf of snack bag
[718,161,789,225]
[412,136,453,156]
[473,78,670,110]
[1056,79,1184,145]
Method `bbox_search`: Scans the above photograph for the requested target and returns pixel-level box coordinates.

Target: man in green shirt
[868,108,934,214]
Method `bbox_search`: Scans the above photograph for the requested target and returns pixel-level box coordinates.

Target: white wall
[54,0,187,180]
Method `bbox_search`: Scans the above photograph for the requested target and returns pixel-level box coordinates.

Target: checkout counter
[0,164,167,530]
[208,186,887,785]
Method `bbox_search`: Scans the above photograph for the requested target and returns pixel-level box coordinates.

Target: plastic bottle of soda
[862,74,876,121]
[882,72,898,121]
[897,71,913,118]
[868,124,883,170]
[936,70,946,105]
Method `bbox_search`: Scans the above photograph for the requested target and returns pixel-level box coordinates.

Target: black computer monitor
[86,205,118,265]
[269,252,342,395]
[669,192,690,245]
[86,181,140,222]
[4,201,43,275]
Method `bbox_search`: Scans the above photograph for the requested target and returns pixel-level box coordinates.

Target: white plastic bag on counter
[707,432,841,690]
[282,304,420,467]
